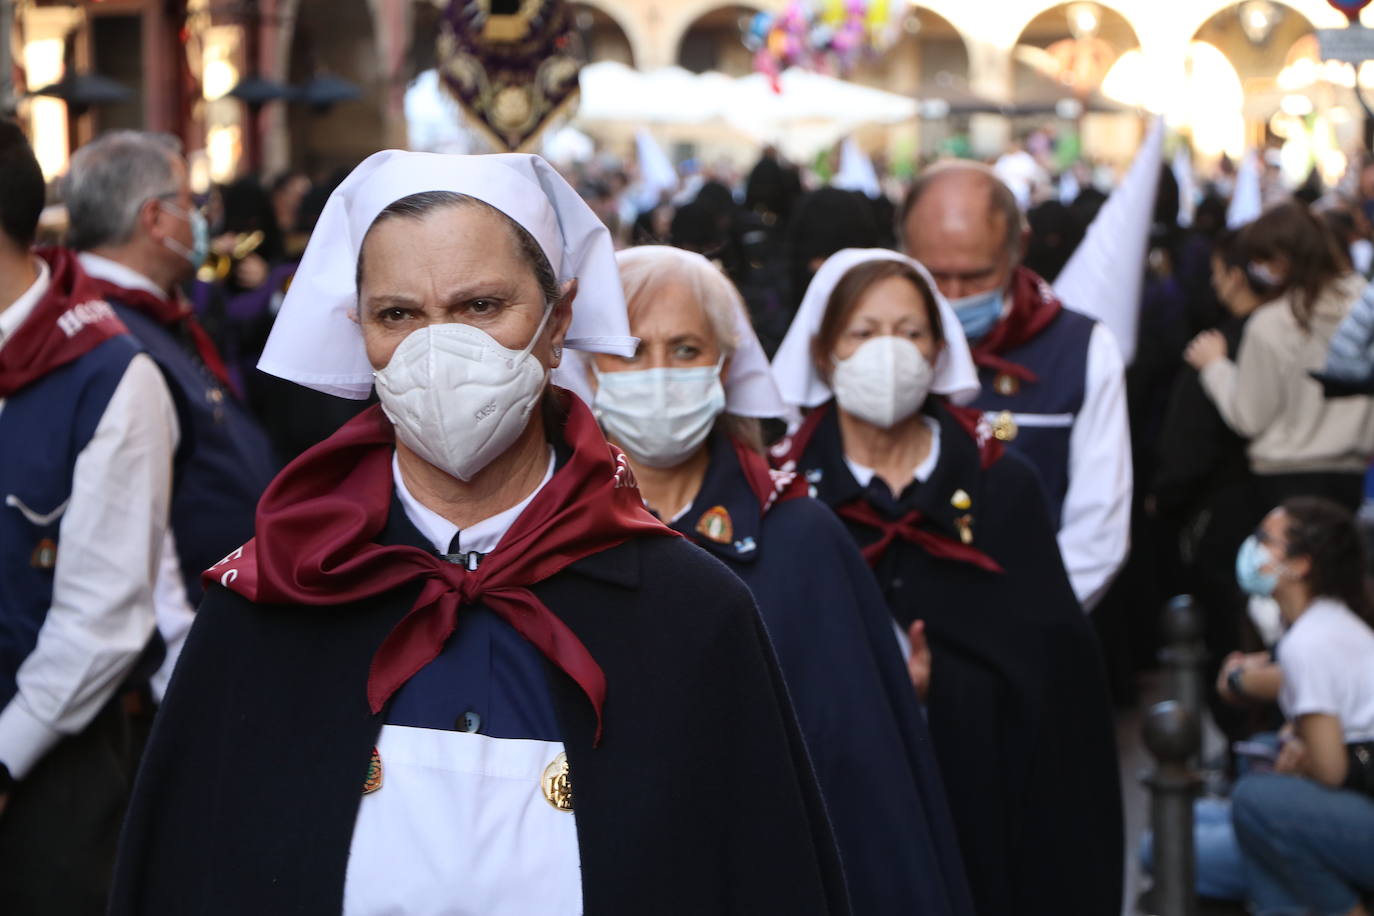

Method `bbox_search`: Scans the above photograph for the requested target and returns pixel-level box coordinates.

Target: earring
[552,345,563,360]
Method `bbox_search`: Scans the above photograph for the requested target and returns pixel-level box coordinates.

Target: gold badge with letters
[542,751,573,811]
[696,506,734,544]
[363,747,383,795]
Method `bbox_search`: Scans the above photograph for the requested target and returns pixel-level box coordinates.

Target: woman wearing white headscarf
[109,153,848,916]
[557,246,974,916]
[770,248,1123,916]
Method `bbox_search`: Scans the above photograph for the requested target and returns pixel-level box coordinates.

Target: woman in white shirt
[1230,497,1374,916]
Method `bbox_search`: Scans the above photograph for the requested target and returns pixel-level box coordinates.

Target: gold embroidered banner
[438,0,581,151]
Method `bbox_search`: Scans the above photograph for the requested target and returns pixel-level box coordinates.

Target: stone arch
[570,0,646,68]
[673,3,768,76]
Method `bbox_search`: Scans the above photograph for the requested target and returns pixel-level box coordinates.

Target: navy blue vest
[110,303,279,603]
[970,308,1095,528]
[0,334,142,704]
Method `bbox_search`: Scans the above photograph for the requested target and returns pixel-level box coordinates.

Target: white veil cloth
[770,248,981,409]
[258,150,638,399]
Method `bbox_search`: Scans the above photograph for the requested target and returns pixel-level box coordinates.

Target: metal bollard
[1142,700,1204,916]
[1159,595,1207,745]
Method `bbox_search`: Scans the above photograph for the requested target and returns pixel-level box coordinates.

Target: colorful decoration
[437,0,582,151]
[741,0,901,89]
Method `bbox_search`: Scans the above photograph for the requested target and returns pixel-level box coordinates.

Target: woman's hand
[907,620,931,702]
[1185,330,1228,370]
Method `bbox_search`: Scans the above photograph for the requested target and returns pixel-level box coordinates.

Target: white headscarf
[770,248,980,408]
[553,246,786,418]
[258,150,638,399]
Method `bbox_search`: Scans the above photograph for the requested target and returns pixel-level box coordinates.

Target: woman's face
[591,281,724,377]
[830,275,941,365]
[356,205,572,371]
[1210,255,1244,315]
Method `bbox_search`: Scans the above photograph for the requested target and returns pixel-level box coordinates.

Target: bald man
[902,163,1130,612]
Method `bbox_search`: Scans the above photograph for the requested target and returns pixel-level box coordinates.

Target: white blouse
[342,452,582,915]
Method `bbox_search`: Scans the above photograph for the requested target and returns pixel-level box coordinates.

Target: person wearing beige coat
[1188,201,1374,513]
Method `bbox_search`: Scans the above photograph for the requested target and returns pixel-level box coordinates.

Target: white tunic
[342,451,583,915]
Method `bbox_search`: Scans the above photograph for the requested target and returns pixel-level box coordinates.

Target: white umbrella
[577,62,726,125]
[1054,116,1165,365]
[575,64,917,162]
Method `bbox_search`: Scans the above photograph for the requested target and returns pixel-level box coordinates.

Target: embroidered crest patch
[363,747,383,795]
[696,505,734,544]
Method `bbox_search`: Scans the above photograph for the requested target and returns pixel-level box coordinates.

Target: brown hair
[1235,201,1348,329]
[1280,497,1374,627]
[810,259,944,379]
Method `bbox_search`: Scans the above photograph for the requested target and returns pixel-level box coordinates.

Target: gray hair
[64,130,183,251]
[357,191,561,304]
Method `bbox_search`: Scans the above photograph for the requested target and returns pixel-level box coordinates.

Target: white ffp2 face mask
[373,310,551,481]
[592,361,726,469]
[831,336,934,429]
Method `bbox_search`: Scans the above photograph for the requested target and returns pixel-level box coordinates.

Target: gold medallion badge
[950,489,972,511]
[991,411,1018,442]
[542,751,573,811]
[363,747,383,795]
[696,505,734,544]
[994,373,1020,397]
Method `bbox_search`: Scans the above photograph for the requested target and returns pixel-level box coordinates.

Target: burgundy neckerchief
[0,248,129,398]
[733,436,808,514]
[774,401,1004,572]
[970,266,1064,384]
[85,275,237,393]
[204,390,678,744]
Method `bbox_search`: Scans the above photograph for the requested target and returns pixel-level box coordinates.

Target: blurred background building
[3,0,1373,188]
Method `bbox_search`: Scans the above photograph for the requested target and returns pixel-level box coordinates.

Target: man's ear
[140,198,167,242]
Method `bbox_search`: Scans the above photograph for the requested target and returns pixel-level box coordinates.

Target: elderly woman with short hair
[109,153,849,916]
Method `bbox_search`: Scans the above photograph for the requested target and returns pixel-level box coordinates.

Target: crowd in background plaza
[3,113,1374,915]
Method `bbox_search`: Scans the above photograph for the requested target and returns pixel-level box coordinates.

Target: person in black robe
[110,151,849,915]
[557,245,975,916]
[771,248,1124,916]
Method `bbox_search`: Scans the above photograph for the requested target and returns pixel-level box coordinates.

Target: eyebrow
[364,281,522,310]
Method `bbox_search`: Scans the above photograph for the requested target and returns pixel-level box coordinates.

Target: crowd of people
[2,112,1374,916]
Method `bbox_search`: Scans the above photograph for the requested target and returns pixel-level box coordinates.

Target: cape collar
[205,390,674,743]
[786,400,1000,562]
[379,486,642,590]
[0,248,128,398]
[969,266,1064,383]
[671,434,770,564]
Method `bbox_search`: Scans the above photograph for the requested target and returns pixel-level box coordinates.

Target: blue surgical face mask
[1236,535,1283,597]
[592,359,726,469]
[946,287,1005,341]
[161,202,210,270]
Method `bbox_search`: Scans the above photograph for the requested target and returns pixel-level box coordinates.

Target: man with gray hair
[901,161,1131,613]
[65,130,279,696]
